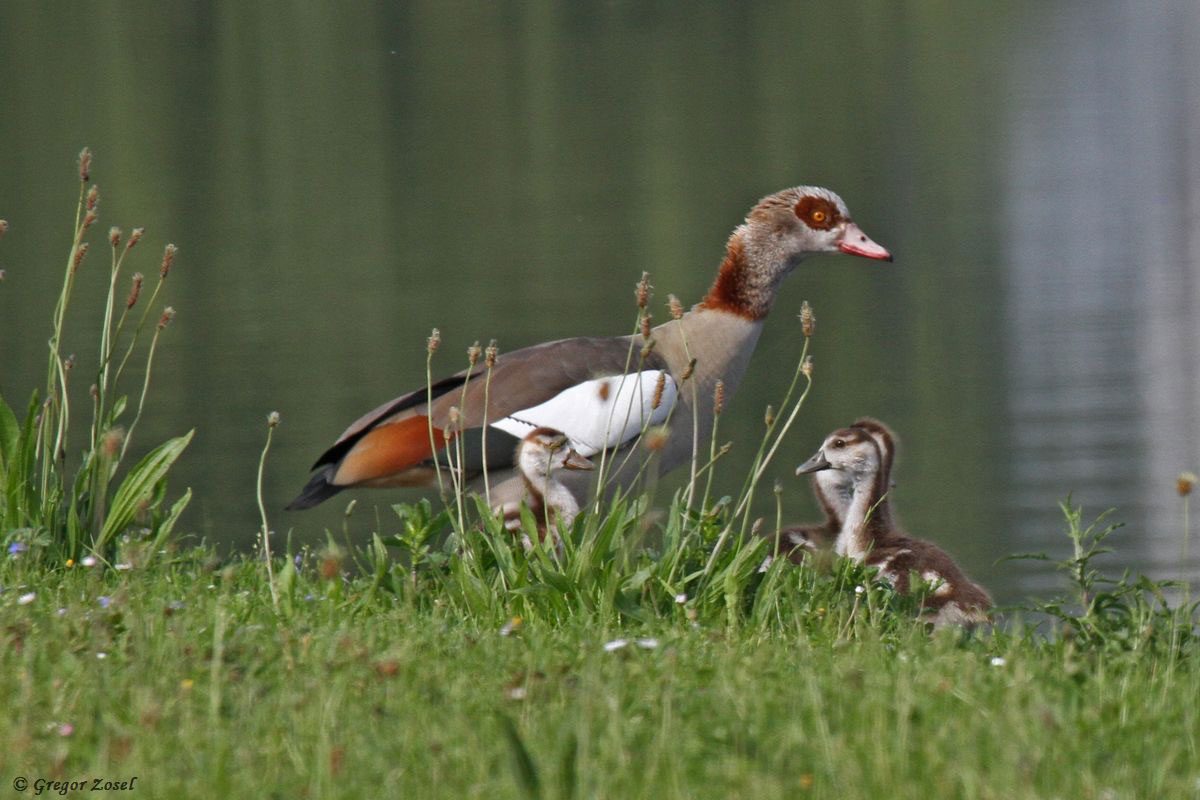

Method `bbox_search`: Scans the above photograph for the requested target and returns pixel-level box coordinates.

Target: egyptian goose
[287,186,891,511]
[795,422,991,627]
[775,417,897,561]
[500,427,594,551]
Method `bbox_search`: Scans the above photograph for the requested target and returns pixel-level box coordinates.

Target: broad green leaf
[149,487,192,553]
[98,429,194,549]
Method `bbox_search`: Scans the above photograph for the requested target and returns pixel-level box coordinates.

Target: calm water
[2,2,1197,603]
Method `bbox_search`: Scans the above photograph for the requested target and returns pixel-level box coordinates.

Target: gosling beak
[796,450,832,475]
[563,450,594,471]
[837,222,893,262]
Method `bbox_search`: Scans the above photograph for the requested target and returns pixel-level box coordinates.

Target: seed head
[667,294,684,320]
[800,356,813,379]
[713,379,725,416]
[159,244,176,279]
[640,339,656,360]
[78,148,93,182]
[717,442,732,458]
[1178,471,1198,497]
[125,273,143,309]
[426,328,441,354]
[800,301,816,338]
[319,551,342,581]
[447,406,461,430]
[0,269,6,282]
[635,272,651,309]
[0,219,10,239]
[643,425,669,452]
[108,227,121,248]
[157,306,176,330]
[467,341,481,367]
[101,428,124,458]
[652,372,666,410]
[267,411,281,428]
[82,209,98,230]
[485,339,498,369]
[764,404,775,427]
[680,358,696,381]
[86,184,99,211]
[64,354,76,372]
[126,227,144,251]
[640,313,652,340]
[750,517,764,536]
[72,243,90,274]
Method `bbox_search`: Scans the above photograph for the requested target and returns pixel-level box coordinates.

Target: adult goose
[287,186,891,511]
[796,423,991,627]
[500,427,594,552]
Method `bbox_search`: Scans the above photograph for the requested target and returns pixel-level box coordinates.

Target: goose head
[516,427,594,485]
[745,186,892,266]
[703,186,891,320]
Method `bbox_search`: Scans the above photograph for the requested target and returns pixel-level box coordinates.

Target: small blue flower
[8,542,28,556]
[304,593,316,602]
[98,596,111,609]
[294,554,303,569]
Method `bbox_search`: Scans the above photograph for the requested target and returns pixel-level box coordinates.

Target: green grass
[1,543,1198,799]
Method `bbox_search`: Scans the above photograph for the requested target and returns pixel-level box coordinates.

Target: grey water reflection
[0,2,1196,605]
[1003,2,1200,595]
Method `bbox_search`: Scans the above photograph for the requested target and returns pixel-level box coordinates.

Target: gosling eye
[832,439,845,450]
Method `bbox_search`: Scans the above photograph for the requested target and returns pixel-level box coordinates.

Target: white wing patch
[490,370,677,456]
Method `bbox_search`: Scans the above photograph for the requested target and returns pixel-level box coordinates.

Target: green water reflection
[1,3,1016,595]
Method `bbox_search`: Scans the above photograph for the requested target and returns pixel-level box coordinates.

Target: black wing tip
[285,468,343,511]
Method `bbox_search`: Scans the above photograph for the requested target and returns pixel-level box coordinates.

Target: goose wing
[288,336,677,508]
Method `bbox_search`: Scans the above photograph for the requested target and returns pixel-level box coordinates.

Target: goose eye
[793,197,837,230]
[832,439,845,449]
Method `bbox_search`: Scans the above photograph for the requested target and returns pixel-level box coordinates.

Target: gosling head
[516,427,594,483]
[796,425,884,481]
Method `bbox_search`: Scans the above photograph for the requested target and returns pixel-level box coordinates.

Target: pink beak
[837,222,893,262]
